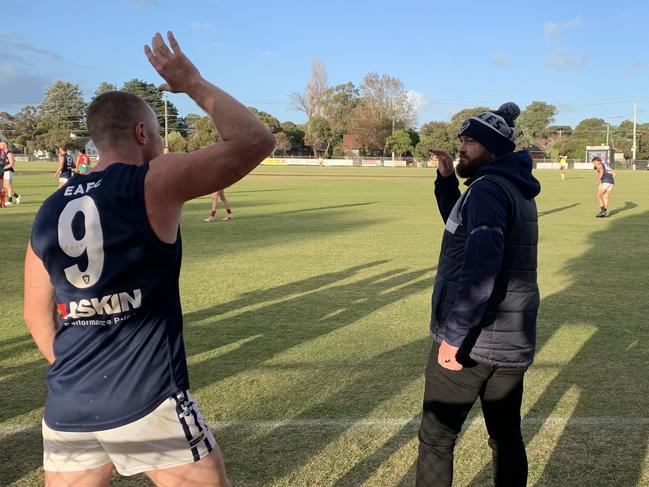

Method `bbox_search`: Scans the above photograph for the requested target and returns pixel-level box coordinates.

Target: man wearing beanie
[417,103,541,487]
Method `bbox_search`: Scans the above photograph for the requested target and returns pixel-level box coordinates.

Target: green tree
[419,121,455,155]
[384,130,414,157]
[406,129,420,149]
[516,101,557,150]
[553,118,608,159]
[121,79,187,136]
[0,111,13,136]
[248,107,281,133]
[348,73,417,154]
[636,123,649,159]
[322,82,359,151]
[304,116,333,157]
[94,82,118,98]
[10,106,39,153]
[167,131,187,152]
[186,113,220,151]
[37,80,87,150]
[611,120,634,159]
[280,121,307,155]
[273,132,291,156]
[547,125,573,143]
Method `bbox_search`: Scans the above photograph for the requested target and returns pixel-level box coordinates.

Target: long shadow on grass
[179,204,384,264]
[538,203,580,217]
[184,263,432,483]
[228,188,296,195]
[0,336,41,362]
[607,201,637,217]
[0,426,43,485]
[0,358,49,423]
[184,261,387,324]
[332,416,419,487]
[223,338,431,486]
[275,201,377,216]
[185,264,432,391]
[462,210,649,486]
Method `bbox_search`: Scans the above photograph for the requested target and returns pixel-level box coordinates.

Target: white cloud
[624,61,649,76]
[555,103,578,114]
[126,0,158,9]
[0,31,62,62]
[542,17,587,71]
[190,21,214,32]
[544,17,584,41]
[0,64,48,107]
[491,53,510,67]
[407,90,433,111]
[260,51,277,59]
[544,50,588,70]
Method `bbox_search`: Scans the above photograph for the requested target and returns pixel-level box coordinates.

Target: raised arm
[430,148,461,222]
[143,32,275,242]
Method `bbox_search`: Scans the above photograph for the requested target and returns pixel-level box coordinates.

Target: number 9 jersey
[30,162,190,432]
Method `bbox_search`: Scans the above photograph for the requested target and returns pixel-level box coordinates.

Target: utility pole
[163,93,169,149]
[558,128,563,141]
[606,124,610,146]
[391,97,395,163]
[391,117,395,162]
[632,100,637,162]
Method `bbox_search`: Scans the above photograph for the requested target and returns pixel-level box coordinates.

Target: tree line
[1,61,648,160]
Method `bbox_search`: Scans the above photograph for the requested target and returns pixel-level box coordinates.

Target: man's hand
[430,147,455,177]
[438,339,462,371]
[144,31,202,94]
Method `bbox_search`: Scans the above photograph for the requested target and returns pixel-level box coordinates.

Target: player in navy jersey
[1,141,21,205]
[54,146,76,188]
[592,156,616,217]
[24,31,274,486]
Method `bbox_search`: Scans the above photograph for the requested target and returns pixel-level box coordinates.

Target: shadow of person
[464,210,649,486]
[606,201,638,217]
[222,338,431,486]
[538,203,580,217]
[0,427,43,485]
[186,265,432,390]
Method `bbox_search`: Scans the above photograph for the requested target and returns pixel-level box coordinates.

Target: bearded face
[456,136,495,178]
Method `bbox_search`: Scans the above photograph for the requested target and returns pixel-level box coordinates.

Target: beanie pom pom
[497,102,520,126]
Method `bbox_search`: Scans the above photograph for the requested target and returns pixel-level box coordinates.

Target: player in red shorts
[204,190,232,221]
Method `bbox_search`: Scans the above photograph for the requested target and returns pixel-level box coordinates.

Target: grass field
[1,162,648,486]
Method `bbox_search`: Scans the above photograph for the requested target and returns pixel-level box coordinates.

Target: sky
[1,0,648,129]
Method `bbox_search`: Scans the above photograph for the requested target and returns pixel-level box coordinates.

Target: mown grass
[1,162,647,486]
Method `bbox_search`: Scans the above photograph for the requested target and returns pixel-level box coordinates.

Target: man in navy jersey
[1,140,21,205]
[592,156,616,217]
[54,146,76,188]
[24,31,274,486]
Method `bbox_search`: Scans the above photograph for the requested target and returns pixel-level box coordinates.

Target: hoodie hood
[467,150,541,199]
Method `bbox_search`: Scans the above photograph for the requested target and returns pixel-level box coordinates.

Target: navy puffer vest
[430,174,539,368]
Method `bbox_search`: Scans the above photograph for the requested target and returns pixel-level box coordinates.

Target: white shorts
[3,171,12,181]
[43,391,216,476]
[599,183,614,191]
